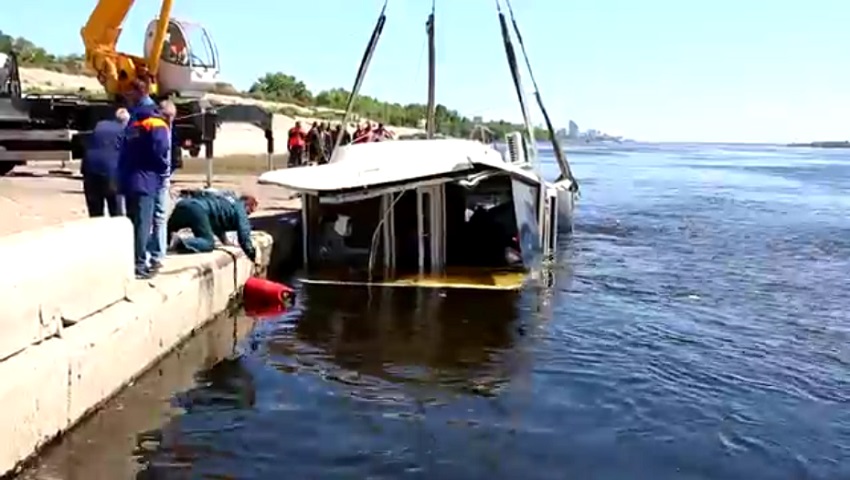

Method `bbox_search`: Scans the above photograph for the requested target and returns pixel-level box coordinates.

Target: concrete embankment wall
[0,217,272,477]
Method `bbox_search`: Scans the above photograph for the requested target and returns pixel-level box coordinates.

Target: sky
[5,0,849,143]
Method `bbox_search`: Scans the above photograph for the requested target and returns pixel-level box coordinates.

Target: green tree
[0,30,88,74]
[249,72,313,104]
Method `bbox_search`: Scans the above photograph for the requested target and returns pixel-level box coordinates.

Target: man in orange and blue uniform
[118,82,172,279]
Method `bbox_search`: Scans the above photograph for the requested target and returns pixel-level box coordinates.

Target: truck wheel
[0,163,18,176]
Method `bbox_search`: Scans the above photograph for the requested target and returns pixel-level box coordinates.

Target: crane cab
[143,18,220,98]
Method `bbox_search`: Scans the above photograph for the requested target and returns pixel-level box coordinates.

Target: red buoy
[243,277,293,317]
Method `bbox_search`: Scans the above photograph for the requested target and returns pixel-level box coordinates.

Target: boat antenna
[503,0,578,191]
[494,0,538,169]
[425,0,437,139]
[330,0,389,161]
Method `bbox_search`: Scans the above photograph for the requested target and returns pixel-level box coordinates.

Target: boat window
[307,197,382,276]
[547,194,558,256]
[420,191,432,272]
[161,23,189,66]
[453,176,521,269]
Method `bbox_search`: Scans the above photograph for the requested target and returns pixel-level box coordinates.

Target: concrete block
[0,231,61,361]
[145,272,211,358]
[0,225,274,478]
[64,301,155,424]
[47,218,134,324]
[0,339,69,475]
[0,219,133,360]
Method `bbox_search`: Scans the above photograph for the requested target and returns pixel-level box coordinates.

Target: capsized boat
[258,138,561,290]
[258,0,578,290]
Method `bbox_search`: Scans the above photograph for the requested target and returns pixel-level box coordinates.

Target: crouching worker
[166,192,259,262]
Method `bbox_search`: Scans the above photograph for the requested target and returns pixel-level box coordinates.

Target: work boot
[135,267,154,280]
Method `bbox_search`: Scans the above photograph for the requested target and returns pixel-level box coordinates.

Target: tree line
[249,72,550,139]
[0,30,88,75]
[0,31,548,138]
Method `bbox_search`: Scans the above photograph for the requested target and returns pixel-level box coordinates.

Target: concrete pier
[0,217,272,477]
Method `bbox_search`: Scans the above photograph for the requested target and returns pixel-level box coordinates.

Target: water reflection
[19,314,257,480]
[267,285,527,398]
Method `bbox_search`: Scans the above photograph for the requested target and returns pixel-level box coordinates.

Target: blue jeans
[125,193,155,276]
[147,177,170,265]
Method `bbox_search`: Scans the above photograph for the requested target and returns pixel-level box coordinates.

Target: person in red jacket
[287,121,306,167]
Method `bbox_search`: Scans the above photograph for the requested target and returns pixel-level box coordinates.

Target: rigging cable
[503,0,578,191]
[330,0,389,160]
[494,0,538,167]
[425,0,437,138]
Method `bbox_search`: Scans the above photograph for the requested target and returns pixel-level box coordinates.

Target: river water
[23,143,850,479]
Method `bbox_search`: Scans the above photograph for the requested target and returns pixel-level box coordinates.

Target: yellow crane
[80,0,221,101]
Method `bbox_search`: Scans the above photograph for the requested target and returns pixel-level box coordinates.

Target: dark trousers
[125,193,155,275]
[83,174,124,217]
[288,145,304,167]
[167,199,217,254]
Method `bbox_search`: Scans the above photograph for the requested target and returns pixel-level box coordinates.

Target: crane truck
[0,0,274,176]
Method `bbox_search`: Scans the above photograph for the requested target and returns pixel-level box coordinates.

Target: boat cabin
[258,139,560,290]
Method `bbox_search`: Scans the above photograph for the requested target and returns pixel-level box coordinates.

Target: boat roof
[258,139,541,193]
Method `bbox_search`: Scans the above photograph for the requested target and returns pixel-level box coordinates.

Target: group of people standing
[81,79,258,280]
[286,121,395,167]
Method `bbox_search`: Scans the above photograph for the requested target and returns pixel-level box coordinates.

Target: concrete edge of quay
[0,217,273,477]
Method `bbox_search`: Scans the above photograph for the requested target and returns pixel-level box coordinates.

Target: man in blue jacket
[81,107,129,217]
[146,99,178,272]
[118,83,172,279]
[166,190,258,262]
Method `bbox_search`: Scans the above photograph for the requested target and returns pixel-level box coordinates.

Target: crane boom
[80,0,174,99]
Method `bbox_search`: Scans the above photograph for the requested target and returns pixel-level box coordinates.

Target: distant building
[473,116,483,124]
[568,120,579,139]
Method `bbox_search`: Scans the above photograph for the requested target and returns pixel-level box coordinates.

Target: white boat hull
[552,179,577,233]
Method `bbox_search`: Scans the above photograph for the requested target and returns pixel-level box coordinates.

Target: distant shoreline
[787,141,850,149]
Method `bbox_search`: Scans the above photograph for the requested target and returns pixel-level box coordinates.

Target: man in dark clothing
[340,124,352,146]
[166,191,259,262]
[118,81,172,279]
[82,107,129,217]
[307,122,324,164]
[321,122,333,163]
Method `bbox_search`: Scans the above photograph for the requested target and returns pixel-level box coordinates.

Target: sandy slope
[19,67,423,156]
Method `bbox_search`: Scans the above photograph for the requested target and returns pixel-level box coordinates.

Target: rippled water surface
[26,143,850,479]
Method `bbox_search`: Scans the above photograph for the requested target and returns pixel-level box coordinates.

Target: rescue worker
[287,121,306,167]
[306,122,323,164]
[353,122,372,144]
[118,79,172,279]
[81,107,129,217]
[146,99,178,272]
[338,124,352,146]
[125,75,156,125]
[166,190,258,262]
[166,37,189,65]
[373,123,387,142]
[321,122,333,163]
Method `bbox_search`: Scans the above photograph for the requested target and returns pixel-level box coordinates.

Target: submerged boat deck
[300,267,528,291]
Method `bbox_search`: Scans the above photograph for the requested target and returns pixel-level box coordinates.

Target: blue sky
[6,0,849,143]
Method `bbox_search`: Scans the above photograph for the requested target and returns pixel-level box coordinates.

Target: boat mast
[425,0,437,139]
